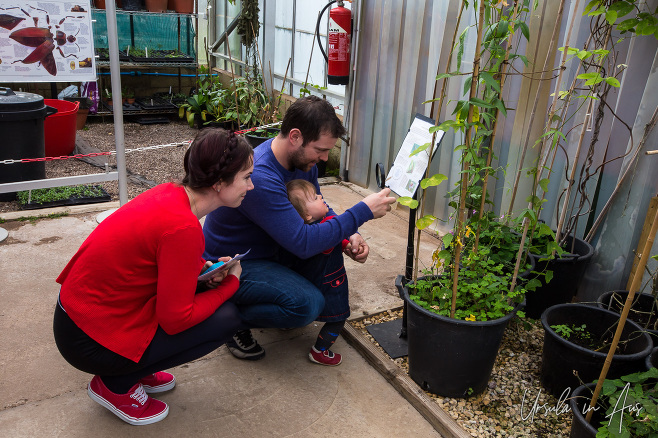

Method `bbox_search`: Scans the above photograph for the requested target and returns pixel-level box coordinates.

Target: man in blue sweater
[203,96,396,361]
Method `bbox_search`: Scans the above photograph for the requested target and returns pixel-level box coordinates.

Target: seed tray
[20,187,112,210]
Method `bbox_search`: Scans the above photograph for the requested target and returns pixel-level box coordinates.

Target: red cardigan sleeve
[155,225,239,335]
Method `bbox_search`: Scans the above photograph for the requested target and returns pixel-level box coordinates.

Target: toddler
[286,179,350,366]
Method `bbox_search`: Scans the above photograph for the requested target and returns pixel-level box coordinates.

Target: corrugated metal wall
[345,0,658,298]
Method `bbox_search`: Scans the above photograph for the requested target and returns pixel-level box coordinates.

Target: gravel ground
[0,118,198,213]
[351,311,573,437]
[2,119,573,436]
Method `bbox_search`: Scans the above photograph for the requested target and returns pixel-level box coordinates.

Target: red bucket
[44,99,79,157]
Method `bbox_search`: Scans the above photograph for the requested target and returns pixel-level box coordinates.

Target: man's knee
[287,289,324,327]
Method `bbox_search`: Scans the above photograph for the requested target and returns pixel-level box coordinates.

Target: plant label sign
[385,114,445,198]
[0,0,96,82]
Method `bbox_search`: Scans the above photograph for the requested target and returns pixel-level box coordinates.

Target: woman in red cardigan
[53,128,254,426]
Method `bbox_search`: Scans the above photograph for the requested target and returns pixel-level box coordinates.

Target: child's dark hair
[182,128,253,189]
[286,179,317,221]
[280,96,346,145]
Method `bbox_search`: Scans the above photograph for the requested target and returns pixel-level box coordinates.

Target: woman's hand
[203,256,230,288]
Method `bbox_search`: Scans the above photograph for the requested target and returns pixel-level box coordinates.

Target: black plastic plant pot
[540,303,653,397]
[647,346,658,371]
[396,275,520,398]
[244,128,280,149]
[525,235,594,319]
[569,383,599,438]
[597,290,658,339]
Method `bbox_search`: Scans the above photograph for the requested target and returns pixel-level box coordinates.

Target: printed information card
[386,114,445,198]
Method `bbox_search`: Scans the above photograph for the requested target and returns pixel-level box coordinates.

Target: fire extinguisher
[316,1,352,85]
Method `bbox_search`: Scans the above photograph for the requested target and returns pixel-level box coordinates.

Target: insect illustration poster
[0,1,95,82]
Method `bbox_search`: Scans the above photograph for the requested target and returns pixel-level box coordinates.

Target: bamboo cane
[451,0,486,318]
[585,206,658,423]
[412,1,465,283]
[473,0,522,252]
[505,0,568,218]
[555,26,612,244]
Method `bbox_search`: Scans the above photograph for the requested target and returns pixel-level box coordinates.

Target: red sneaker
[87,376,169,426]
[139,372,176,394]
[308,346,342,366]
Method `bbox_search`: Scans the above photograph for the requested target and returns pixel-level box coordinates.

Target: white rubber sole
[141,376,176,394]
[87,385,169,426]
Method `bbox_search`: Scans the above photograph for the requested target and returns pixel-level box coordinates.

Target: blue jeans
[231,248,344,328]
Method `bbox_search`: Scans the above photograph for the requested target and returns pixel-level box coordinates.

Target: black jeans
[53,300,243,394]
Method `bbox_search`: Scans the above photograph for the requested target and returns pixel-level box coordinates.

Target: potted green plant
[122,87,135,105]
[503,0,658,317]
[103,89,112,108]
[395,0,541,398]
[569,368,658,438]
[540,303,652,397]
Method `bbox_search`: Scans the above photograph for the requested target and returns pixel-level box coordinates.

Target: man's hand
[344,233,369,263]
[362,188,396,219]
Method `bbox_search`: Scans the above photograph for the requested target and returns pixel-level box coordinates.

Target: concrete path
[0,182,442,437]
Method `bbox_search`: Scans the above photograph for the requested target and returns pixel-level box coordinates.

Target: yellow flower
[465,225,474,238]
[465,314,476,321]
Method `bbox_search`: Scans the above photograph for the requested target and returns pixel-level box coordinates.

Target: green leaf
[604,77,621,87]
[457,28,467,71]
[539,178,550,193]
[606,10,618,26]
[421,173,448,189]
[515,21,530,41]
[609,1,634,18]
[470,97,495,109]
[464,76,473,97]
[617,18,639,32]
[480,71,501,93]
[493,98,507,117]
[583,0,598,16]
[636,19,656,36]
[416,215,437,230]
[398,197,418,209]
[410,142,431,157]
[442,233,453,247]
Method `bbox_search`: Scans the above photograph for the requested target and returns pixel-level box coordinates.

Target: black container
[541,303,653,397]
[569,383,599,438]
[0,88,56,201]
[122,0,143,10]
[525,235,594,319]
[396,275,521,398]
[244,128,280,149]
[597,290,658,339]
[647,346,658,370]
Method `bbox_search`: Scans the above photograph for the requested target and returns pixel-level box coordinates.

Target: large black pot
[525,235,594,319]
[647,346,658,370]
[244,128,279,149]
[396,275,521,398]
[0,88,57,201]
[597,290,658,339]
[569,383,600,438]
[541,303,653,397]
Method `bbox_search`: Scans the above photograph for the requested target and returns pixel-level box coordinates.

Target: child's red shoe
[308,346,342,366]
